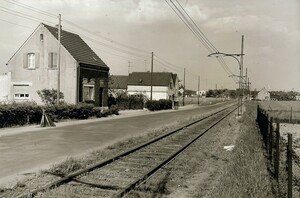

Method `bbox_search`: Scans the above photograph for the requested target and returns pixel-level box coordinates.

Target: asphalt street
[0,102,231,186]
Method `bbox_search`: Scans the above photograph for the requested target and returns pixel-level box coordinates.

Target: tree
[37,88,64,105]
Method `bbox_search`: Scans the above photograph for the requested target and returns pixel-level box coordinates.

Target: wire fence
[256,105,297,198]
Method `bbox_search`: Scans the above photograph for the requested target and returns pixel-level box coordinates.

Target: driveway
[0,102,231,186]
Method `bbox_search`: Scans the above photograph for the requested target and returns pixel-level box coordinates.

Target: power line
[0,6,55,25]
[63,19,151,55]
[3,0,151,56]
[165,0,239,84]
[174,0,218,52]
[165,0,214,53]
[0,18,33,29]
[3,0,57,18]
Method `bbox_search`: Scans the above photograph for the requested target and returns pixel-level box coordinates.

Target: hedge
[116,93,144,110]
[0,102,42,128]
[145,99,172,111]
[0,102,119,128]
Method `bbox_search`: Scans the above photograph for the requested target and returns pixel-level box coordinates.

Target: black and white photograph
[0,0,299,197]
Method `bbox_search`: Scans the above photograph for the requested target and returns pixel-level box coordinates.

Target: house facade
[0,72,11,102]
[256,88,270,101]
[126,72,179,101]
[6,23,109,106]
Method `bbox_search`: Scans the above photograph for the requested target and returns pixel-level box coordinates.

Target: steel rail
[113,106,238,198]
[18,103,236,198]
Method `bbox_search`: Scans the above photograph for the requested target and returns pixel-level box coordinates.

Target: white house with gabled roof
[6,23,109,106]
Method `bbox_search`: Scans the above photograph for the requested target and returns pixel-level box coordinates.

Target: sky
[0,0,299,91]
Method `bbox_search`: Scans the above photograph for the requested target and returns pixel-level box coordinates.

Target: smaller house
[196,90,206,97]
[256,88,270,100]
[108,75,128,94]
[127,72,179,101]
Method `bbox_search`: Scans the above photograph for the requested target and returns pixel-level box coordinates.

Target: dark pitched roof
[109,75,128,89]
[43,23,108,69]
[127,72,175,86]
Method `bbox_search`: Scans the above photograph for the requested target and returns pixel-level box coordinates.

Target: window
[27,53,35,69]
[40,34,44,41]
[13,85,30,100]
[83,85,94,101]
[48,52,57,69]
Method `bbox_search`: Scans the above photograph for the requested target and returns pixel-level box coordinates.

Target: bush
[145,99,172,111]
[44,103,95,120]
[37,88,64,106]
[116,93,144,110]
[0,102,120,128]
[0,102,42,128]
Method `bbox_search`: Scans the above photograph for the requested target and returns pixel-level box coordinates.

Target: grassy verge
[209,102,274,198]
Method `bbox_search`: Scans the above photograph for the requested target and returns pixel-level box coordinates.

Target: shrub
[0,102,120,128]
[0,102,42,128]
[145,99,172,111]
[116,93,144,110]
[37,88,64,106]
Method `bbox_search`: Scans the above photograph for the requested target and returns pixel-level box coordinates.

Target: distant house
[0,72,11,102]
[6,23,109,106]
[127,72,179,101]
[296,95,300,101]
[256,88,270,100]
[196,90,206,97]
[108,75,129,93]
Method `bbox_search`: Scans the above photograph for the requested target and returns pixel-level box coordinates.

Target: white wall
[127,85,168,100]
[0,72,10,101]
[7,24,77,104]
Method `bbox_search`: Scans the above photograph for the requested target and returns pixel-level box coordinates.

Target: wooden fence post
[269,117,273,161]
[274,122,280,181]
[287,133,293,198]
[266,114,270,154]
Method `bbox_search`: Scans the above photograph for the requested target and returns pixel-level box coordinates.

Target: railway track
[18,104,237,198]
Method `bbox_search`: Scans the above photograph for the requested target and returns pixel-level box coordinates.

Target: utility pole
[215,84,217,102]
[150,52,153,100]
[57,14,61,105]
[144,60,147,72]
[205,78,207,103]
[198,75,200,105]
[239,35,244,115]
[183,68,186,106]
[245,68,248,100]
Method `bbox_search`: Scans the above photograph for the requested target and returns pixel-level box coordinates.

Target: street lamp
[208,52,244,116]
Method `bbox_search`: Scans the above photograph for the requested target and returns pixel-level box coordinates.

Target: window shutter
[35,53,39,68]
[23,53,28,68]
[48,52,51,68]
[53,52,57,68]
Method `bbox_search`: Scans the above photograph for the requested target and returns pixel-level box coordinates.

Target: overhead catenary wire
[165,0,238,85]
[174,0,218,52]
[165,0,214,53]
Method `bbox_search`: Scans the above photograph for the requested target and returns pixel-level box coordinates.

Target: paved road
[0,102,232,186]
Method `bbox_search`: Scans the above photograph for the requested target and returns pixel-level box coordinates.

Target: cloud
[125,0,208,24]
[204,15,260,33]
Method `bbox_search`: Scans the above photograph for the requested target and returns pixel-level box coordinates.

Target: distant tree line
[270,91,298,101]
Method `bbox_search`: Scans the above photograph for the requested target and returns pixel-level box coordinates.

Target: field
[259,101,300,123]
